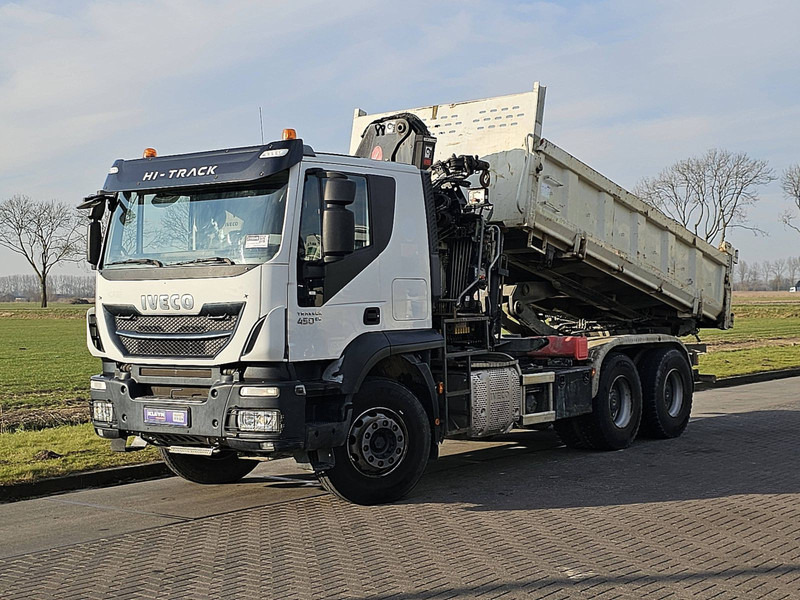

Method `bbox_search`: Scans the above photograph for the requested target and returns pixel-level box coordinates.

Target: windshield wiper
[172,256,236,266]
[105,258,163,267]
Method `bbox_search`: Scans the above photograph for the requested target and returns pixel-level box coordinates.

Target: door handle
[363,307,381,325]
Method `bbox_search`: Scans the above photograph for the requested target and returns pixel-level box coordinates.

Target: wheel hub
[664,369,684,417]
[609,375,633,428]
[347,407,408,477]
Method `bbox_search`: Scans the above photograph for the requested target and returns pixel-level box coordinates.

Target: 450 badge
[297,310,322,325]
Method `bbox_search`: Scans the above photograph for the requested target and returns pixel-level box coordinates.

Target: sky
[1,0,799,277]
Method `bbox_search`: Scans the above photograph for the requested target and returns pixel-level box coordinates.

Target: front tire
[159,448,257,484]
[639,348,693,438]
[318,377,431,505]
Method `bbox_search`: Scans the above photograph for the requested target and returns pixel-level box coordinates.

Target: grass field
[0,424,158,485]
[0,306,97,409]
[693,291,800,377]
[1,294,799,486]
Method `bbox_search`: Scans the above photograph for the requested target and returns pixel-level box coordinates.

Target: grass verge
[0,424,158,486]
[0,316,96,409]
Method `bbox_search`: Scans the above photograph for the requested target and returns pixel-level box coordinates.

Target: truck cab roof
[101,139,309,193]
[101,139,421,195]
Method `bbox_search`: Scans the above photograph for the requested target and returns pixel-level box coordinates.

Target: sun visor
[102,139,305,192]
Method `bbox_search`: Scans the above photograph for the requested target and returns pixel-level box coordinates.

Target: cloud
[1,0,799,276]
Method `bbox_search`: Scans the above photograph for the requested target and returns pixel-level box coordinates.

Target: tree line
[734,258,800,291]
[0,274,95,302]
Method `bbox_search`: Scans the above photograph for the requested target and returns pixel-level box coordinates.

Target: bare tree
[773,257,787,290]
[788,256,800,288]
[635,149,775,245]
[0,195,84,307]
[781,164,800,233]
[759,260,773,291]
[734,259,749,290]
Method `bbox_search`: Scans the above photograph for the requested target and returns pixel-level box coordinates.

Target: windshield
[102,171,289,269]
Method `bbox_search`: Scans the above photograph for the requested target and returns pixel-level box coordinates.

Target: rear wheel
[584,353,643,450]
[159,448,257,484]
[639,348,693,438]
[318,377,431,505]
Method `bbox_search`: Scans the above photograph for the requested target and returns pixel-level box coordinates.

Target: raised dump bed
[351,84,735,335]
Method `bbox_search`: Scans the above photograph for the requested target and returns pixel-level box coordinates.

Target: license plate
[143,407,189,427]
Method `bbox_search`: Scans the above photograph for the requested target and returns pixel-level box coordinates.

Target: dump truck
[81,84,735,504]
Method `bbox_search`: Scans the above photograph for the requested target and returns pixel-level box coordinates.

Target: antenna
[259,107,264,144]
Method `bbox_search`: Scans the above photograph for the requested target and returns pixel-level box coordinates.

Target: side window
[296,171,372,306]
[350,176,370,249]
[298,173,370,262]
[298,175,322,263]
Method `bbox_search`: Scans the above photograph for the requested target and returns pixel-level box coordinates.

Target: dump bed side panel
[531,139,733,328]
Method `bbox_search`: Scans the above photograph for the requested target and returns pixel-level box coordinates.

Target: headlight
[236,409,282,432]
[93,400,114,423]
[90,379,107,391]
[239,386,280,398]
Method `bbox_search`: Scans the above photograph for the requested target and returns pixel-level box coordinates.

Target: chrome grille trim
[114,331,233,340]
[105,303,244,358]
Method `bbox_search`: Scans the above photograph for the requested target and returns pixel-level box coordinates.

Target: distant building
[791,281,800,293]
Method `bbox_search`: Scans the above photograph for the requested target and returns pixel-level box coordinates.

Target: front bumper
[90,375,347,453]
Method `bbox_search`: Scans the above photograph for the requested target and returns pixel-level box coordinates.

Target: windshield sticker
[245,234,270,248]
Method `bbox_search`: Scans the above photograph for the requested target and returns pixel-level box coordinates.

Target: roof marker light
[259,148,289,159]
[282,129,296,140]
[108,166,119,174]
[143,148,157,158]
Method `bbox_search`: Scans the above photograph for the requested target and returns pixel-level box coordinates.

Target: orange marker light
[143,148,157,158]
[282,128,297,140]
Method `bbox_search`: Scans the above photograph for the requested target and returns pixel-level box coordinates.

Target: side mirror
[87,220,102,267]
[321,174,356,263]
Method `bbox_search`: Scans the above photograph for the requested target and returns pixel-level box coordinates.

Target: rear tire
[159,448,257,484]
[639,348,693,438]
[582,353,642,450]
[318,377,431,505]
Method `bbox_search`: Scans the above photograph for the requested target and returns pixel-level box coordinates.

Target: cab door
[287,165,396,361]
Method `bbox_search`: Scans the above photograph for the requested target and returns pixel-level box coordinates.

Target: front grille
[119,335,229,357]
[107,303,243,358]
[114,314,237,335]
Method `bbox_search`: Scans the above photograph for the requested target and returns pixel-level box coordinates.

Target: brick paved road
[1,378,799,599]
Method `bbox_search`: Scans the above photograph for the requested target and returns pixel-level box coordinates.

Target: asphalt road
[1,378,799,599]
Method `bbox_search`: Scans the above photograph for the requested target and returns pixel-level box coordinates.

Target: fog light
[237,409,282,432]
[90,379,107,391]
[93,400,114,423]
[239,386,280,398]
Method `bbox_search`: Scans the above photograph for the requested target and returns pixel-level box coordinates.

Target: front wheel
[318,378,431,505]
[159,448,258,484]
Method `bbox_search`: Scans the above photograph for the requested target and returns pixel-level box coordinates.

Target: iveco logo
[140,294,194,311]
